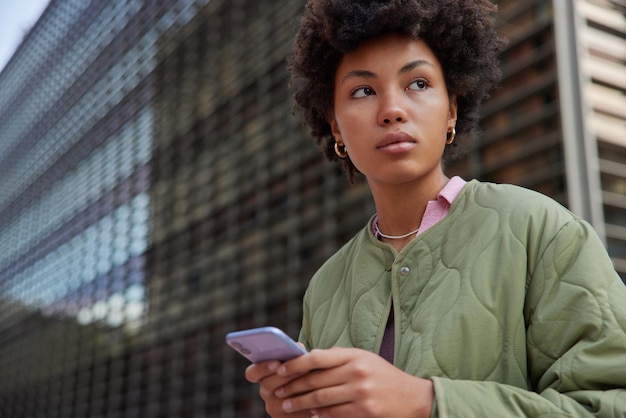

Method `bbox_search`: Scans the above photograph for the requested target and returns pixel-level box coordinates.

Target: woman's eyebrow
[399,59,434,74]
[341,59,435,84]
[341,69,376,84]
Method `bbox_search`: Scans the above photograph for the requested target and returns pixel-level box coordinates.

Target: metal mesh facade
[0,1,624,417]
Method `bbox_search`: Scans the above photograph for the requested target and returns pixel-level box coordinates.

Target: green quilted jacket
[299,180,626,417]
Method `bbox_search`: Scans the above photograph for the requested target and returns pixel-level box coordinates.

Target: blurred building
[0,0,623,417]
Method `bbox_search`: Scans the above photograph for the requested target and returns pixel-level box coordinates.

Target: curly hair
[287,0,506,179]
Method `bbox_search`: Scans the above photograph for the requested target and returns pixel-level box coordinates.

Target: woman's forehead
[335,35,441,77]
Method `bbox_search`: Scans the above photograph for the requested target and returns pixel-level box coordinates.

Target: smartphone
[225,326,307,363]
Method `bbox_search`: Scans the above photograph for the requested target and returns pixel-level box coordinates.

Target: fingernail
[282,399,292,412]
[267,362,279,372]
[283,400,293,412]
[275,387,285,398]
[277,365,287,375]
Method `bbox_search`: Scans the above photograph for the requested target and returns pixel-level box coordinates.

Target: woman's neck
[369,173,449,252]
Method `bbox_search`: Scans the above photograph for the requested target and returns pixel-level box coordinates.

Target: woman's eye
[352,86,374,98]
[409,79,428,90]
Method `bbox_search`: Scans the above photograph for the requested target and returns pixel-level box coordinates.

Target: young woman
[245,1,626,417]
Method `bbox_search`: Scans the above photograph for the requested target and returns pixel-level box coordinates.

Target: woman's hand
[272,347,434,418]
[246,360,314,418]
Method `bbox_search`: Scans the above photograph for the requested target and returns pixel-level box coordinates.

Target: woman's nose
[378,94,408,125]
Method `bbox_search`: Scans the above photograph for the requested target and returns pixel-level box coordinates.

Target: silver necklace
[374,220,419,240]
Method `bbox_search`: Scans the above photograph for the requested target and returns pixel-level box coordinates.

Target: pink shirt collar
[373,176,466,238]
[419,176,466,234]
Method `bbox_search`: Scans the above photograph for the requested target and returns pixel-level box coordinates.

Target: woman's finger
[245,360,280,383]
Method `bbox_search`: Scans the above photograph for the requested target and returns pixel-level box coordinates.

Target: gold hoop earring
[446,128,456,145]
[334,142,348,158]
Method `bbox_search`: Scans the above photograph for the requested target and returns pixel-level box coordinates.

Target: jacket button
[400,266,410,276]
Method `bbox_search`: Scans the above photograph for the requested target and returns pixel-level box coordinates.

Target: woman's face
[331,34,457,187]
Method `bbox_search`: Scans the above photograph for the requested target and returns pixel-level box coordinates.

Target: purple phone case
[225,326,307,363]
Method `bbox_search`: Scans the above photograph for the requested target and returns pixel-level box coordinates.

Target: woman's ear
[330,118,343,143]
[448,94,458,128]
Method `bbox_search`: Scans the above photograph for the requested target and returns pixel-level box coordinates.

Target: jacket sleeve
[298,292,313,350]
[431,219,626,417]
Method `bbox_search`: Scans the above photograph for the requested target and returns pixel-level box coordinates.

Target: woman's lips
[377,131,416,154]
